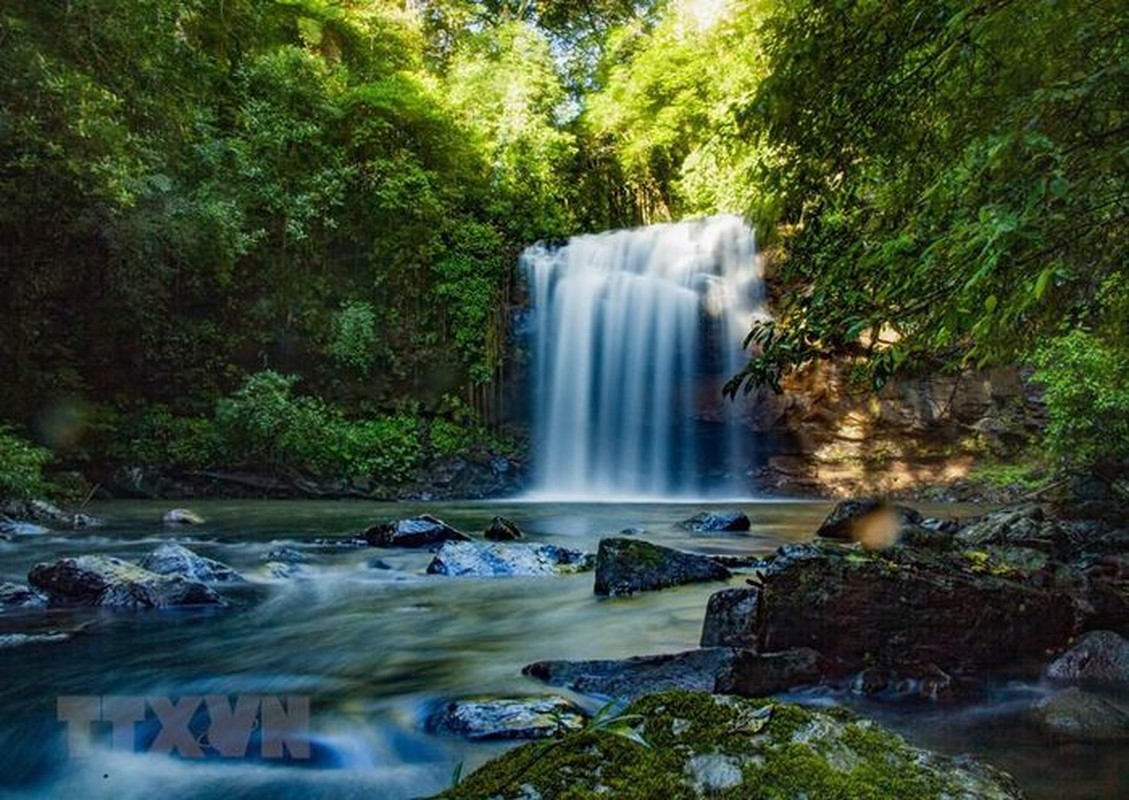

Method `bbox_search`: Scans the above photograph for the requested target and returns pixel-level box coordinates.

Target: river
[0,500,1122,798]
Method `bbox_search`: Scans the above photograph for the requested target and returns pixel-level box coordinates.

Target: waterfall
[522,214,765,500]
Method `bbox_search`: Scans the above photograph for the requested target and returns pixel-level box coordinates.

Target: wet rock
[955,504,1066,553]
[1082,554,1129,635]
[264,545,309,563]
[594,538,730,596]
[162,508,205,525]
[262,561,310,580]
[1047,630,1129,685]
[0,516,50,536]
[677,510,751,533]
[139,543,245,583]
[524,649,739,699]
[0,582,47,610]
[0,499,102,529]
[425,696,586,741]
[619,526,646,536]
[28,555,224,608]
[847,663,957,702]
[715,648,826,697]
[483,516,523,541]
[363,514,472,548]
[815,499,924,549]
[426,541,594,577]
[1032,687,1129,741]
[754,545,1083,675]
[445,691,1025,800]
[700,588,759,648]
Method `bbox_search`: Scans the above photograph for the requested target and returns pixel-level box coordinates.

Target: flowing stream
[0,500,1123,799]
[523,215,764,500]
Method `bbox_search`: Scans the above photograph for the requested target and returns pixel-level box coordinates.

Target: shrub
[1031,331,1129,468]
[0,426,51,501]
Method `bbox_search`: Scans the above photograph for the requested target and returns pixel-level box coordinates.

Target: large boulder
[955,504,1066,552]
[752,542,1083,675]
[677,510,751,533]
[363,514,472,548]
[594,538,730,596]
[1046,630,1129,685]
[483,515,523,541]
[713,648,826,697]
[425,697,586,741]
[426,541,593,577]
[0,499,101,529]
[700,588,759,648]
[28,556,224,608]
[139,543,245,583]
[441,691,1024,800]
[524,649,739,699]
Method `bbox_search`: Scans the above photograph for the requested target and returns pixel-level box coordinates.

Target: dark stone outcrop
[815,499,924,541]
[28,556,224,608]
[677,510,751,533]
[483,515,523,541]
[594,538,731,596]
[1046,630,1129,685]
[363,514,472,548]
[700,588,759,648]
[524,648,739,699]
[425,697,586,741]
[0,499,102,529]
[955,504,1068,553]
[753,541,1084,675]
[443,691,1025,800]
[714,648,826,697]
[139,543,245,583]
[426,541,594,576]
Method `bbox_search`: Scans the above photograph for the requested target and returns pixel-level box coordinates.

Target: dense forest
[0,0,1126,499]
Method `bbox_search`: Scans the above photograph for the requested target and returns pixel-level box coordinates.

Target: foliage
[1032,332,1129,469]
[0,427,51,501]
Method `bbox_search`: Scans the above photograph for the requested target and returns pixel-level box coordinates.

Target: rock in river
[441,691,1025,800]
[162,508,205,525]
[677,510,750,533]
[427,541,594,576]
[1046,630,1129,685]
[426,696,586,741]
[364,514,472,548]
[0,582,47,610]
[140,543,246,583]
[1031,687,1129,741]
[483,515,523,541]
[699,588,759,648]
[28,556,224,609]
[594,538,730,596]
[524,649,740,699]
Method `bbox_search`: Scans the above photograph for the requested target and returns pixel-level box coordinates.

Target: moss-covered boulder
[439,691,1024,799]
[594,538,730,596]
[28,555,224,608]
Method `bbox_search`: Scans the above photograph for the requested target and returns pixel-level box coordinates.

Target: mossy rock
[439,691,1024,799]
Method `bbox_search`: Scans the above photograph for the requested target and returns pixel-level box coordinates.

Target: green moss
[440,691,1015,800]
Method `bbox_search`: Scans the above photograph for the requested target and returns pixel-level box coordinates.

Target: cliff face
[738,362,1043,498]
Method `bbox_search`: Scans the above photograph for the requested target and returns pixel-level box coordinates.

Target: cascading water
[522,214,765,500]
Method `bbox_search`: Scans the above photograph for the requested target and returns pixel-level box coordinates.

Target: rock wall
[739,362,1043,498]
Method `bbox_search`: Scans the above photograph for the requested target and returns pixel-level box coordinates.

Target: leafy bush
[0,426,51,501]
[327,415,423,484]
[110,406,221,469]
[1032,332,1129,468]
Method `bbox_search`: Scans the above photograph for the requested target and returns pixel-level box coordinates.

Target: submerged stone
[1032,687,1129,741]
[0,582,47,610]
[594,538,730,596]
[439,691,1025,800]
